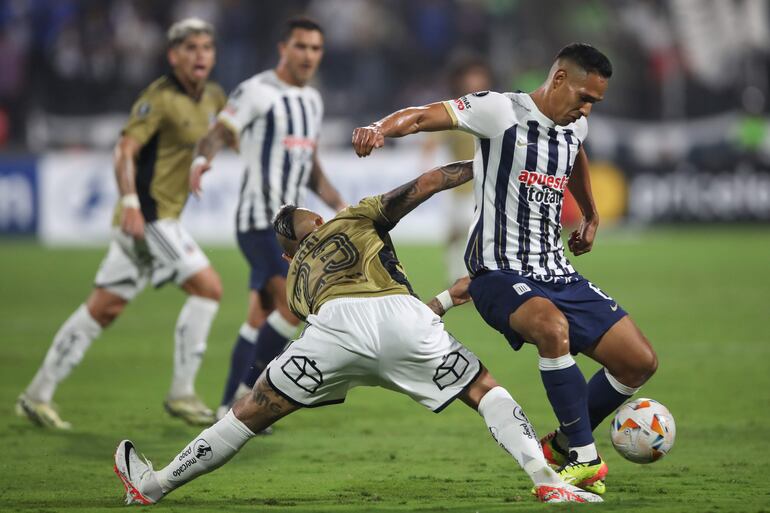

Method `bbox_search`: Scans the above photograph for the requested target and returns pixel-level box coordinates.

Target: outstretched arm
[352,102,454,157]
[566,147,599,256]
[308,154,347,211]
[189,121,238,197]
[380,160,473,225]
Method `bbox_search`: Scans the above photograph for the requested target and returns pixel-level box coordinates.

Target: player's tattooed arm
[308,154,347,212]
[380,160,473,224]
[190,122,237,196]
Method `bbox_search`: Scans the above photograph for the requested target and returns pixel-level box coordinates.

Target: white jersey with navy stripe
[219,70,323,232]
[443,91,588,281]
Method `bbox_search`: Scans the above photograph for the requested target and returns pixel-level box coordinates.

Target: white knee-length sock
[154,410,255,495]
[169,296,219,398]
[26,304,102,403]
[478,386,561,486]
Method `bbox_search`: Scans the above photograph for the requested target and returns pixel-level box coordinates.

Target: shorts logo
[513,283,531,295]
[433,351,469,390]
[281,356,323,394]
[194,438,213,461]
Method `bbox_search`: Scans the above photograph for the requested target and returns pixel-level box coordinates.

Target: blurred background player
[188,17,346,421]
[113,160,601,505]
[352,43,659,495]
[16,18,226,428]
[422,57,493,282]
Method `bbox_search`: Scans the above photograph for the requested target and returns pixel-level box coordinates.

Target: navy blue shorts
[469,270,628,355]
[237,228,289,292]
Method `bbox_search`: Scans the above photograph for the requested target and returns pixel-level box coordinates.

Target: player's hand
[352,124,385,157]
[189,157,211,197]
[447,276,472,307]
[568,216,599,256]
[121,207,145,239]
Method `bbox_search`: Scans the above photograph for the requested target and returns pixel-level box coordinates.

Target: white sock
[478,386,561,486]
[26,304,102,403]
[239,322,258,344]
[266,310,297,339]
[169,296,219,398]
[571,443,598,462]
[155,410,255,494]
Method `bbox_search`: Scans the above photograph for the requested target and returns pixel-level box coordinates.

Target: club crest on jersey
[454,96,471,111]
[517,170,568,205]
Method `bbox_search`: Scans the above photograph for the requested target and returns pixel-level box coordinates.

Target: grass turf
[1,227,768,512]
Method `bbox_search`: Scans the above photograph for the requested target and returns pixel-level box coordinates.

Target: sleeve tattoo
[381,160,473,224]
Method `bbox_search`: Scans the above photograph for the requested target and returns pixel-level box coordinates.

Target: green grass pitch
[1,227,769,512]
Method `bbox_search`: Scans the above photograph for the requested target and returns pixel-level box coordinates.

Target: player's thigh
[144,219,212,293]
[180,265,222,300]
[92,230,150,324]
[469,271,558,352]
[583,315,658,387]
[236,228,288,295]
[232,373,300,433]
[246,290,269,328]
[509,296,570,351]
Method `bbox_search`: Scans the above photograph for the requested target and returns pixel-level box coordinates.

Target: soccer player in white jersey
[189,18,346,421]
[17,19,226,428]
[113,160,601,505]
[352,44,658,495]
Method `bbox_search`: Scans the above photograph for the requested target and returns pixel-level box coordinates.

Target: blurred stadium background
[2,0,770,239]
[1,1,769,511]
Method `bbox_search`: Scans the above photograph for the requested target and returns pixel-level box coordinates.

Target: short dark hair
[280,17,324,42]
[273,205,298,240]
[556,43,612,78]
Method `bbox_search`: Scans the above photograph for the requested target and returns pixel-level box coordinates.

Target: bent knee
[523,314,570,356]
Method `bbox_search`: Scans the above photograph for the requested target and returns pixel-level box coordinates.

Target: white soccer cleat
[15,393,72,430]
[113,440,164,505]
[535,483,604,503]
[164,395,215,426]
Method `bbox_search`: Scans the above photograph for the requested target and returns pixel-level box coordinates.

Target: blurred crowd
[1,0,769,149]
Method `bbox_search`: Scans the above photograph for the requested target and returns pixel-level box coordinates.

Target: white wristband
[436,290,454,313]
[121,193,140,209]
[191,155,208,170]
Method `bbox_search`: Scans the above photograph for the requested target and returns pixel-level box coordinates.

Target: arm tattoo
[381,160,473,224]
[196,123,235,160]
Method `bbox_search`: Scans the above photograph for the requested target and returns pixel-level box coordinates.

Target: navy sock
[587,368,633,431]
[540,363,594,448]
[242,323,289,388]
[220,335,256,407]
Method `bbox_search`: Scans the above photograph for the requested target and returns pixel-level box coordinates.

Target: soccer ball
[610,398,676,463]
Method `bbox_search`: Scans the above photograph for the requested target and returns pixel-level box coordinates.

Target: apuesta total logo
[517,170,569,205]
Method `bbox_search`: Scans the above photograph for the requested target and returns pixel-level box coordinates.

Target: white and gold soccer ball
[610,398,676,463]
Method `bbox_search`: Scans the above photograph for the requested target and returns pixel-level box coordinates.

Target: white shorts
[93,219,210,300]
[265,295,482,412]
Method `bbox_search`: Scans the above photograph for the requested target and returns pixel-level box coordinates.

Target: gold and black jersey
[112,74,226,224]
[286,196,416,320]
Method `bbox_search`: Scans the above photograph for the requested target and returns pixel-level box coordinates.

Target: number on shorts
[588,282,613,301]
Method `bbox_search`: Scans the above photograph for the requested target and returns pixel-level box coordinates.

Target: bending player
[352,43,658,495]
[113,160,601,505]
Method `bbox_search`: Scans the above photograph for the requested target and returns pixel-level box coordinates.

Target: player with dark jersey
[18,18,226,428]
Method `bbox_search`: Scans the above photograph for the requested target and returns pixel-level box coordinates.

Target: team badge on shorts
[433,351,469,390]
[281,356,324,394]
